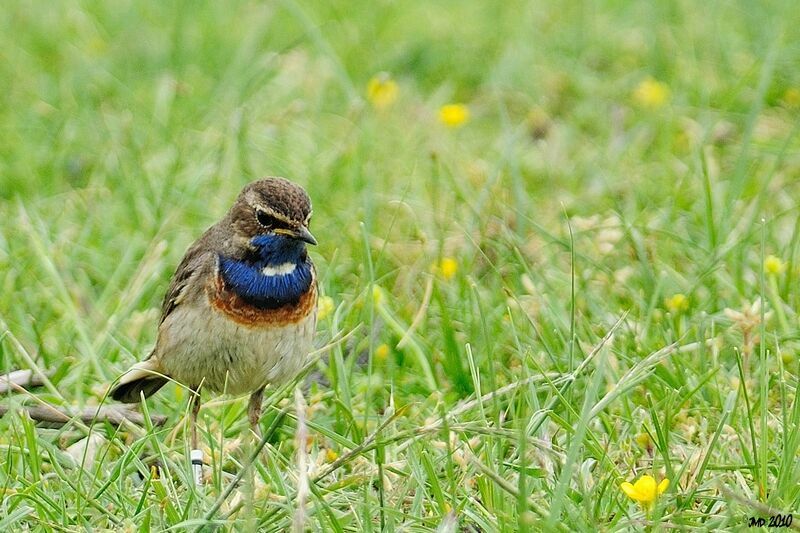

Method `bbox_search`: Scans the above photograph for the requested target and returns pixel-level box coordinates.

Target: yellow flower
[375,343,390,360]
[764,255,786,276]
[633,77,670,108]
[438,104,470,127]
[665,293,689,314]
[372,285,384,306]
[439,257,458,280]
[621,475,669,507]
[317,295,335,320]
[782,88,800,108]
[325,448,339,462]
[366,73,398,109]
[635,432,652,449]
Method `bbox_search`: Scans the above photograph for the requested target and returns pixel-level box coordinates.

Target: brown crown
[238,177,312,224]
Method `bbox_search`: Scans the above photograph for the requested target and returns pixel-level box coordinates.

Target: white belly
[157,303,316,395]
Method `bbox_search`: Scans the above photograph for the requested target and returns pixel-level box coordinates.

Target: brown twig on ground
[0,403,167,428]
[0,369,53,394]
[2,369,167,428]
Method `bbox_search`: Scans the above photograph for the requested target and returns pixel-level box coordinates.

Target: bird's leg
[190,390,201,448]
[248,387,264,438]
[189,389,203,486]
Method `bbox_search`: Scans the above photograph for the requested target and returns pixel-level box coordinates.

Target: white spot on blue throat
[261,262,297,276]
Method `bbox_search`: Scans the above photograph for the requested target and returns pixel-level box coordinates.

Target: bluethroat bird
[110,177,318,479]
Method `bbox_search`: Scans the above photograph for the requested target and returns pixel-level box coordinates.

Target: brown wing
[112,226,220,399]
[111,241,210,401]
[159,236,215,325]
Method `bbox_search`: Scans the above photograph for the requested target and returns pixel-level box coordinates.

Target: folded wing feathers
[109,359,168,403]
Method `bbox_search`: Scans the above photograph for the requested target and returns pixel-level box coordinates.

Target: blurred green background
[1,0,800,530]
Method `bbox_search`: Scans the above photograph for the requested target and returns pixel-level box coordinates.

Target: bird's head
[229,177,316,265]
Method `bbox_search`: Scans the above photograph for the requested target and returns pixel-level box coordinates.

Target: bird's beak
[297,226,318,246]
[274,226,317,245]
[292,226,317,246]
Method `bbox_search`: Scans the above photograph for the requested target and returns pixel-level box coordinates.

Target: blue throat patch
[219,234,312,309]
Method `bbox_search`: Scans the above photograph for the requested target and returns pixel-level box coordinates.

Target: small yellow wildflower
[782,88,800,108]
[764,255,786,276]
[439,257,458,280]
[633,77,670,108]
[375,343,390,361]
[635,432,652,449]
[372,285,384,306]
[620,475,669,507]
[665,293,689,313]
[438,104,470,127]
[317,295,335,320]
[366,73,398,110]
[325,448,339,462]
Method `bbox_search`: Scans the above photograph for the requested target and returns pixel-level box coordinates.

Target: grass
[2,0,800,530]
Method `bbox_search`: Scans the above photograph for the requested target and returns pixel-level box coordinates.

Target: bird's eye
[256,210,275,228]
[256,210,293,231]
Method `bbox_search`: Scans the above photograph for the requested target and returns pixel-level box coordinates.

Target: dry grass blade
[313,404,405,482]
[719,487,800,531]
[398,313,628,453]
[472,456,567,531]
[589,339,713,418]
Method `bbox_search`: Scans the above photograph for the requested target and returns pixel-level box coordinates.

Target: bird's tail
[110,359,168,403]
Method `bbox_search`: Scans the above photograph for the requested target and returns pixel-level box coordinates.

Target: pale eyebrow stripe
[256,205,294,225]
